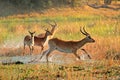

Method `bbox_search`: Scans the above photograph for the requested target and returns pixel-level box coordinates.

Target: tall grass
[0,13,119,42]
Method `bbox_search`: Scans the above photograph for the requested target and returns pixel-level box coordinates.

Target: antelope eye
[88,36,91,39]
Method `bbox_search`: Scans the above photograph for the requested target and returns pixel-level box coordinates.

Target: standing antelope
[24,29,52,55]
[24,31,35,55]
[40,27,95,62]
[37,21,57,46]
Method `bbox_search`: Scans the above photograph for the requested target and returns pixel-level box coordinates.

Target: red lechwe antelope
[24,31,35,55]
[40,27,95,62]
[37,21,57,46]
[24,29,52,55]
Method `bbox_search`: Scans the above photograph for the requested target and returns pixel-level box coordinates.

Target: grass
[0,14,119,41]
[0,60,119,80]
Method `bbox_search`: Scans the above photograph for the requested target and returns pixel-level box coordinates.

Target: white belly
[56,47,73,53]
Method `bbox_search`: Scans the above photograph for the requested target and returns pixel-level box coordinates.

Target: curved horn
[47,21,57,27]
[47,21,53,26]
[80,26,87,36]
[83,27,89,35]
[53,21,57,26]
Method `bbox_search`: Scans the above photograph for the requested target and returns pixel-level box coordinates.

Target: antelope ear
[33,31,36,34]
[28,31,31,33]
[53,20,57,26]
[45,28,48,31]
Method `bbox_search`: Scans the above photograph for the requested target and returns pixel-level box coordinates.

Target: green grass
[0,14,119,43]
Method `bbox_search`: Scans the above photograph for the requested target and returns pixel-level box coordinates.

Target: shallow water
[0,53,89,64]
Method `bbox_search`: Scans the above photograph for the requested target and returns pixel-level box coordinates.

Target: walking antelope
[24,31,35,55]
[24,29,52,55]
[37,21,57,46]
[40,27,95,62]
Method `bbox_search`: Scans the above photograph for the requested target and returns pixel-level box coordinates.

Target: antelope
[24,31,35,55]
[40,27,95,62]
[37,21,57,46]
[24,29,52,55]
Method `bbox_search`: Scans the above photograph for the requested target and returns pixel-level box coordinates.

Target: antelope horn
[47,21,57,27]
[83,27,89,35]
[53,21,57,26]
[80,27,87,36]
[47,21,53,26]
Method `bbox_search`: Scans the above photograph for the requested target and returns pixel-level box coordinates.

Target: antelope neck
[50,27,56,34]
[76,38,88,49]
[43,32,49,41]
[31,35,34,45]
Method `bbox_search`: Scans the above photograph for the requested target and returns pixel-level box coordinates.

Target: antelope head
[28,31,35,37]
[44,28,52,36]
[80,27,95,43]
[47,21,57,28]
